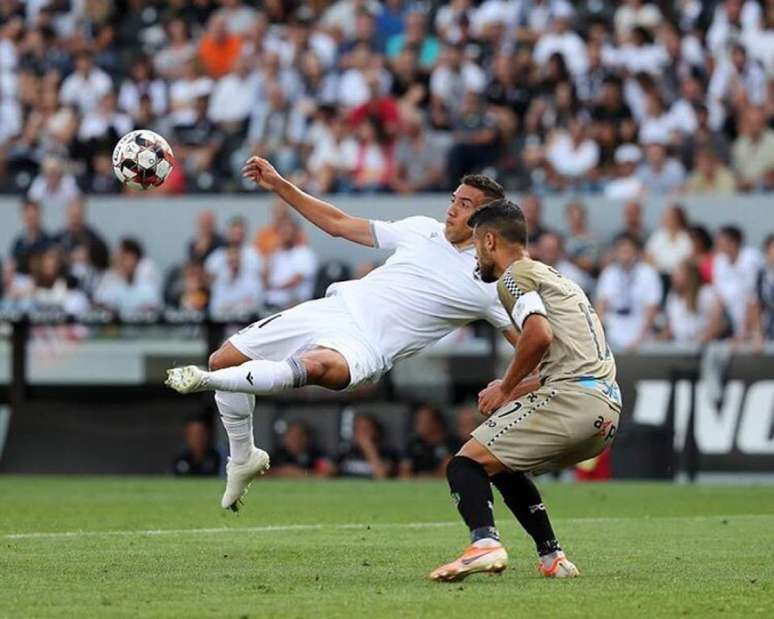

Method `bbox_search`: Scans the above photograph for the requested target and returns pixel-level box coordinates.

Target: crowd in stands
[2,193,772,346]
[173,402,494,480]
[0,0,772,195]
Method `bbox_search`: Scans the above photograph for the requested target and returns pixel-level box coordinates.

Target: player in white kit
[166,157,518,510]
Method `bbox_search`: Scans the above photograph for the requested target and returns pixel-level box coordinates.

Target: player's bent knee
[458,439,507,477]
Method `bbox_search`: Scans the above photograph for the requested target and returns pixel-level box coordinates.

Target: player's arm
[242,157,375,247]
[479,314,553,415]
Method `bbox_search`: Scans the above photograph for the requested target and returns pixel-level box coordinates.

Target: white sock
[215,391,256,464]
[205,358,306,394]
[472,538,501,548]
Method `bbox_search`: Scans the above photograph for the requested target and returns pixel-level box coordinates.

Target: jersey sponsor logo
[631,379,774,455]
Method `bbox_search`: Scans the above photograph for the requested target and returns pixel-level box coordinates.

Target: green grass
[1,478,773,618]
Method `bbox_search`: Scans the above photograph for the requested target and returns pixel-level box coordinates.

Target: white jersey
[326,216,510,364]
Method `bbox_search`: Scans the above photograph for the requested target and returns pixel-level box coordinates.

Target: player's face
[473,228,498,283]
[445,184,487,243]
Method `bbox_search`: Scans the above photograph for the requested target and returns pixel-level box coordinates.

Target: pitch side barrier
[0,313,772,477]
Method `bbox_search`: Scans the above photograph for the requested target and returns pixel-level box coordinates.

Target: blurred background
[0,0,772,483]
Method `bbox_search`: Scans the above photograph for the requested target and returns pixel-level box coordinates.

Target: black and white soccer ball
[112,130,174,190]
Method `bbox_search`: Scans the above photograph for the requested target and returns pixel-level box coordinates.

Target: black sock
[446,456,499,543]
[491,471,560,556]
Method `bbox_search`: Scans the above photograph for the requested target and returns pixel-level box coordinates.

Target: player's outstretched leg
[491,471,579,578]
[429,453,508,582]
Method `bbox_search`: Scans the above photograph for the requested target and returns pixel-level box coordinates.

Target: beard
[476,259,497,283]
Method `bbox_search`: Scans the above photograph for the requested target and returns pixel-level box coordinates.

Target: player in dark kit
[430,200,622,582]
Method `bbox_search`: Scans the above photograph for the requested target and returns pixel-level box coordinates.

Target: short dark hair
[689,225,713,252]
[119,238,143,259]
[718,225,743,246]
[614,232,642,250]
[460,174,505,202]
[467,199,527,245]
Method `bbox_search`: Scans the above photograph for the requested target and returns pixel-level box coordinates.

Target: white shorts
[228,295,388,389]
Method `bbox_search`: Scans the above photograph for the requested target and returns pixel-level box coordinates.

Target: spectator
[209,244,262,316]
[708,43,767,110]
[340,117,395,193]
[263,217,318,310]
[400,403,456,478]
[645,204,693,284]
[713,225,764,341]
[731,105,774,192]
[564,201,601,276]
[689,225,715,285]
[684,148,736,194]
[757,235,774,340]
[453,403,480,448]
[207,54,259,131]
[521,194,549,246]
[118,56,168,118]
[27,156,81,212]
[169,59,214,128]
[215,0,261,36]
[430,45,486,119]
[391,112,446,193]
[535,232,594,295]
[245,81,301,177]
[336,415,399,479]
[604,144,645,200]
[173,416,222,476]
[270,421,333,478]
[533,3,587,77]
[78,92,133,152]
[545,115,600,191]
[9,199,51,274]
[386,10,439,69]
[154,18,197,81]
[596,233,662,350]
[445,92,501,183]
[664,260,725,344]
[94,238,161,315]
[188,210,224,262]
[173,95,224,188]
[58,51,112,115]
[177,260,210,312]
[29,246,90,316]
[198,13,243,79]
[55,199,110,272]
[615,200,648,247]
[636,142,686,194]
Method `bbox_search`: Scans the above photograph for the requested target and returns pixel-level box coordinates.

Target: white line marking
[2,521,460,541]
[2,514,766,542]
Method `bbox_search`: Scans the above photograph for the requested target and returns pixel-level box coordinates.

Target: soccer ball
[112,130,174,190]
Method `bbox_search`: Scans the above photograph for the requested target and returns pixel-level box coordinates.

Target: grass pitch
[1,477,773,618]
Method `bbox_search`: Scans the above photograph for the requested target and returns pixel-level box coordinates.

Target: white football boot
[165,366,211,394]
[538,551,580,578]
[221,447,271,512]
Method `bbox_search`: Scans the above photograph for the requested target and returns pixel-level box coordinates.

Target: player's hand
[478,381,508,417]
[242,156,283,191]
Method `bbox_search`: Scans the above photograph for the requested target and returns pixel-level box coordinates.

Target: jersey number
[578,302,606,361]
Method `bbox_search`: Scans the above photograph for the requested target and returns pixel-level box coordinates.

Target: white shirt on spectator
[645,229,693,274]
[27,174,81,211]
[93,270,161,315]
[118,79,168,116]
[713,247,764,336]
[666,99,698,135]
[614,3,663,38]
[707,1,762,59]
[169,76,214,126]
[209,268,262,315]
[596,261,662,350]
[206,246,262,282]
[59,68,113,114]
[636,159,686,194]
[471,0,521,37]
[0,95,21,144]
[78,109,133,142]
[666,286,719,343]
[708,58,767,107]
[265,245,319,308]
[604,176,645,200]
[208,72,260,124]
[533,31,589,77]
[546,132,599,178]
[430,63,486,108]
